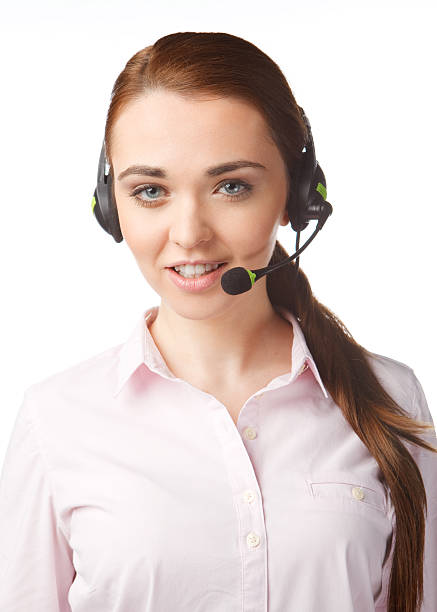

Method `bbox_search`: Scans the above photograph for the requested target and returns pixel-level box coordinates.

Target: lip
[166,260,227,268]
[166,262,228,293]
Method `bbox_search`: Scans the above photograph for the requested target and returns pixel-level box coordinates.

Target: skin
[110,89,294,390]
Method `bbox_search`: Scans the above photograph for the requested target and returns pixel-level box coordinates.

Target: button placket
[210,405,266,610]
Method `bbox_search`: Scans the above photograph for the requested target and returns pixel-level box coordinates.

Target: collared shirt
[0,303,436,611]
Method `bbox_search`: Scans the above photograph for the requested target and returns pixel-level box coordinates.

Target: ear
[280,207,289,226]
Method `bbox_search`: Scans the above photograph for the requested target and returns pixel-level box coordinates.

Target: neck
[148,291,293,383]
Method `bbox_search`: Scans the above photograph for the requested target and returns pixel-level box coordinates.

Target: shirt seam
[24,391,72,542]
[408,367,436,455]
[410,368,419,421]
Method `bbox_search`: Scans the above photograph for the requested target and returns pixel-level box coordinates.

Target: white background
[1,0,436,461]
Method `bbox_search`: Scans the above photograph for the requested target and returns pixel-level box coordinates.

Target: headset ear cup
[288,154,311,233]
[304,163,332,231]
[92,187,110,235]
[94,174,123,243]
[93,141,123,243]
[308,164,328,208]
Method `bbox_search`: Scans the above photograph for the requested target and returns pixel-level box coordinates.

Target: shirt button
[246,532,261,548]
[242,489,255,503]
[243,427,257,440]
[352,486,364,500]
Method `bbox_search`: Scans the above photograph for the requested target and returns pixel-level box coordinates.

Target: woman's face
[110,89,290,319]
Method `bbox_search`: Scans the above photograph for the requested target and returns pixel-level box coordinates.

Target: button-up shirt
[0,303,436,611]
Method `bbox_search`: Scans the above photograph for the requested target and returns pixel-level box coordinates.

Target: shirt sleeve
[410,371,437,611]
[0,387,76,611]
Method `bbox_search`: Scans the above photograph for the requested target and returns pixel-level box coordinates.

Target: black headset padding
[93,141,123,242]
[287,106,321,233]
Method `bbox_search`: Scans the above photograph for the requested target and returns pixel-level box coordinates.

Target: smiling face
[110,89,290,321]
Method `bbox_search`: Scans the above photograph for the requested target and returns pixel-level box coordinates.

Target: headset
[91,106,333,295]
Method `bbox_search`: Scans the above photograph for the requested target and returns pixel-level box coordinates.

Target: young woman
[0,32,436,612]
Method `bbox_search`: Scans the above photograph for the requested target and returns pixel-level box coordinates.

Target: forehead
[110,90,277,166]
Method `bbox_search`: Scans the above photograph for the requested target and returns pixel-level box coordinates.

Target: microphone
[220,200,332,295]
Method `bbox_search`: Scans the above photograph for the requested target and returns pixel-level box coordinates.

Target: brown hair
[103,32,436,611]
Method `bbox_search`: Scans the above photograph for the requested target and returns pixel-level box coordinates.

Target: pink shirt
[0,303,436,611]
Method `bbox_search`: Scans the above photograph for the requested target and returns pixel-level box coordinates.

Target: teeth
[174,263,221,278]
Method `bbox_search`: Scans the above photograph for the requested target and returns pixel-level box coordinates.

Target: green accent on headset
[316,182,327,200]
[91,195,96,212]
[248,269,257,286]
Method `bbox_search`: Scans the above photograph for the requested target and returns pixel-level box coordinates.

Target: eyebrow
[117,159,267,181]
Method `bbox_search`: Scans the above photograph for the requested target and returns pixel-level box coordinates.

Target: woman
[0,32,436,612]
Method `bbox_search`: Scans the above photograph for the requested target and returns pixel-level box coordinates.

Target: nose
[168,198,214,248]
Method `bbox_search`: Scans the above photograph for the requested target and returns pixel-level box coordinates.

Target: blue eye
[132,185,163,203]
[130,179,253,208]
[217,180,253,199]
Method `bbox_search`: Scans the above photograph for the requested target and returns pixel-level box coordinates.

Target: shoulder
[22,342,123,424]
[365,351,435,443]
[365,351,417,416]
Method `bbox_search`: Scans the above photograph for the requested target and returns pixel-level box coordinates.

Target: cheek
[223,210,277,260]
[114,189,151,246]
[117,209,162,264]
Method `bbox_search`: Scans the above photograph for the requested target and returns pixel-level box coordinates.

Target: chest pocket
[305,473,389,516]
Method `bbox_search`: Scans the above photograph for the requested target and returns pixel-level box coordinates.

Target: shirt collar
[112,304,329,400]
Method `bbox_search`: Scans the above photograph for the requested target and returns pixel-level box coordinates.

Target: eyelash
[129,179,253,208]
